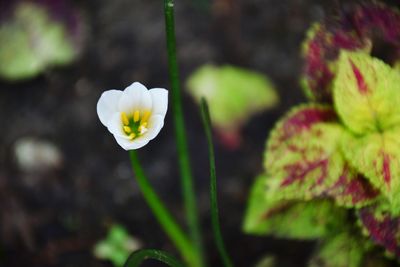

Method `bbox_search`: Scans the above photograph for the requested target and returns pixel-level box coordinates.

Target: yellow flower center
[121,110,151,140]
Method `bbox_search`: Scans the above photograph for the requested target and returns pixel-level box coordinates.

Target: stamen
[121,112,129,125]
[141,111,151,123]
[121,110,152,140]
[133,110,140,122]
[128,133,136,140]
[139,126,148,134]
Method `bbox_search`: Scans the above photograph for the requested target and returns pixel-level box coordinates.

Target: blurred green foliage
[0,2,78,81]
[186,65,279,131]
[93,224,141,267]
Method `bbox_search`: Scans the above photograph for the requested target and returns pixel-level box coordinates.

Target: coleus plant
[301,1,400,102]
[244,2,400,266]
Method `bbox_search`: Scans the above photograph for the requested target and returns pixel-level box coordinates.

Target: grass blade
[124,249,186,267]
[200,98,234,267]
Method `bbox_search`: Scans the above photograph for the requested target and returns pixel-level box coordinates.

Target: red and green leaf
[308,233,365,267]
[243,174,348,239]
[342,127,400,214]
[308,231,392,267]
[353,2,400,47]
[333,51,400,135]
[264,104,342,199]
[301,2,400,103]
[359,206,400,258]
[264,104,378,207]
[301,22,367,102]
[325,165,379,208]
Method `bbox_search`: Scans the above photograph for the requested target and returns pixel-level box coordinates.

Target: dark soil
[0,0,398,266]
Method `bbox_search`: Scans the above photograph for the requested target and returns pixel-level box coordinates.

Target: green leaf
[264,104,344,200]
[308,233,367,267]
[94,224,141,267]
[333,51,400,135]
[254,255,276,267]
[243,174,278,235]
[243,174,348,239]
[186,65,279,131]
[342,127,400,214]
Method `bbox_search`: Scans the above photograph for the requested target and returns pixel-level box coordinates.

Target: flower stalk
[129,150,198,267]
[164,0,205,266]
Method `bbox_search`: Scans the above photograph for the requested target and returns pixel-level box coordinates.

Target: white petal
[114,135,150,150]
[97,90,122,127]
[149,88,168,117]
[118,82,152,114]
[106,112,128,137]
[143,115,165,140]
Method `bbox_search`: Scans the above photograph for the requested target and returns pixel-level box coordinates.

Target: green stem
[200,99,234,267]
[164,0,205,266]
[129,151,198,267]
[124,249,186,267]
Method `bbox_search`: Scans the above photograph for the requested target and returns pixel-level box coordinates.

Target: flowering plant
[95,1,232,267]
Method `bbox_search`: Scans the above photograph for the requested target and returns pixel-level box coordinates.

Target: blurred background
[0,0,397,266]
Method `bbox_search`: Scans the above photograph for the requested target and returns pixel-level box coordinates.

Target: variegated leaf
[243,174,348,239]
[359,205,400,258]
[342,128,400,214]
[325,164,379,208]
[333,51,400,135]
[265,104,345,200]
[265,104,379,206]
[301,2,400,103]
[308,232,391,267]
[308,233,365,267]
[301,23,366,102]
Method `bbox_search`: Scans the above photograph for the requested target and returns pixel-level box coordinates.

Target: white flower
[97,82,168,150]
